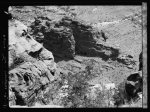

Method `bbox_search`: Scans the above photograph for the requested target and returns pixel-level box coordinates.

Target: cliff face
[9,19,58,106]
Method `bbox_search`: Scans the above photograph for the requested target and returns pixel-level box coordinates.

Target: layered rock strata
[9,19,58,106]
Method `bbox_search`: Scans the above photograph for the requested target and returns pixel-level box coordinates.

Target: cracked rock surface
[9,19,58,106]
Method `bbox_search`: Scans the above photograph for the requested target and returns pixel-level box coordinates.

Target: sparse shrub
[37,59,121,108]
[112,88,125,106]
[112,81,134,107]
[84,88,107,107]
[60,71,89,108]
[53,59,116,107]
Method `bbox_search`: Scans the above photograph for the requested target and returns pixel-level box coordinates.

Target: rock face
[113,70,142,106]
[139,52,142,71]
[125,72,142,101]
[9,19,58,106]
[30,16,120,60]
[30,17,75,59]
[123,52,143,101]
[117,54,137,69]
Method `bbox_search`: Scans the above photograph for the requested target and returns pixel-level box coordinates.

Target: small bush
[52,59,115,107]
[44,59,118,107]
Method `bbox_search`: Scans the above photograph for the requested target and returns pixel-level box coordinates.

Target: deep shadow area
[54,54,73,63]
[75,45,120,62]
[12,88,26,106]
[54,45,120,63]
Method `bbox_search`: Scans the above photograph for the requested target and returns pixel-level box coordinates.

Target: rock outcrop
[116,54,137,69]
[9,19,59,107]
[29,16,120,60]
[113,71,142,106]
[123,52,143,102]
[125,71,142,101]
[30,16,75,59]
[139,52,142,71]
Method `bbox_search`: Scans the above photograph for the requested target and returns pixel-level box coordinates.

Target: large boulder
[9,19,58,107]
[125,72,142,101]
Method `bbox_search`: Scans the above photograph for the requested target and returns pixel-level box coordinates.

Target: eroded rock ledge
[29,16,121,61]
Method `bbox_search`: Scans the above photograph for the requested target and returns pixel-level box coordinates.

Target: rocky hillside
[9,6,143,108]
